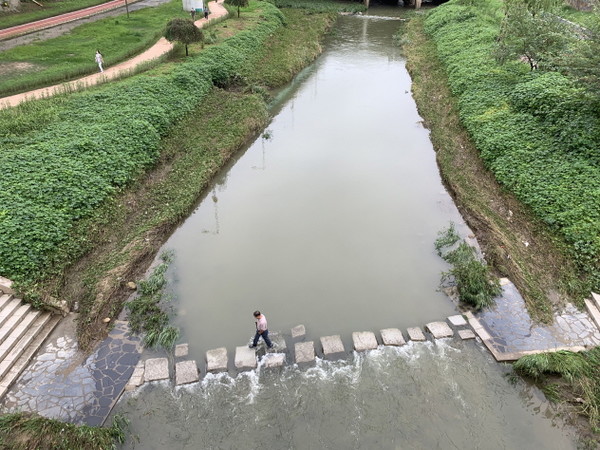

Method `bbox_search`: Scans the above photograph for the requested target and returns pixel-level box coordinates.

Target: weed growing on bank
[127,251,179,349]
[435,224,501,310]
[514,348,600,432]
[267,0,365,13]
[0,412,128,450]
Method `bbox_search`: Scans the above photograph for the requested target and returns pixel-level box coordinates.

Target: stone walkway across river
[1,279,599,427]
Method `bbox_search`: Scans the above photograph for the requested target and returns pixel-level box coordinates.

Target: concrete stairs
[0,287,61,400]
[584,292,600,332]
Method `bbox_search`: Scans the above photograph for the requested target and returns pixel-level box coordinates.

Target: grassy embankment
[0,412,127,450]
[0,0,190,96]
[0,0,340,351]
[0,0,108,30]
[403,0,598,322]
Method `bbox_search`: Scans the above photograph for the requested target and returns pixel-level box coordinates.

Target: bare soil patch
[0,61,39,76]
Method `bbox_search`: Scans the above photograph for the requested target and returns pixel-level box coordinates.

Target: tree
[496,0,569,70]
[226,0,248,18]
[164,18,203,56]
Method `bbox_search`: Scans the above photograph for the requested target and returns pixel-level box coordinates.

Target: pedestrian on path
[204,9,209,19]
[249,310,273,349]
[190,8,196,21]
[95,50,104,73]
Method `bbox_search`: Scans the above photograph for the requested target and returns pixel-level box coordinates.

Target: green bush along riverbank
[0,1,336,348]
[421,0,600,296]
[0,0,190,96]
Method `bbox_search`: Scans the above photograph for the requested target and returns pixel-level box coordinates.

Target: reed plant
[514,348,600,430]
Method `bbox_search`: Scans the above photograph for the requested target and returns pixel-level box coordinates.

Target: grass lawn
[0,0,110,30]
[0,0,189,96]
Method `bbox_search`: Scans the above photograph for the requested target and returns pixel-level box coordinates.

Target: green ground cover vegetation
[0,1,285,285]
[0,412,128,449]
[0,0,108,30]
[266,0,365,13]
[423,0,600,295]
[0,0,189,96]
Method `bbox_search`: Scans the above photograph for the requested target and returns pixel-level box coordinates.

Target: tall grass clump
[126,251,179,349]
[266,0,365,13]
[423,0,600,293]
[0,1,286,290]
[435,223,501,309]
[0,412,128,450]
[514,348,600,429]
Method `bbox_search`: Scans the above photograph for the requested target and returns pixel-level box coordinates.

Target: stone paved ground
[1,316,141,425]
[473,279,600,360]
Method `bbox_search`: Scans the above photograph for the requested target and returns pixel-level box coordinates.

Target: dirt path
[0,0,227,110]
[0,0,144,40]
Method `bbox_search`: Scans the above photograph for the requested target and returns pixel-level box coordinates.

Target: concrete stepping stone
[352,332,378,352]
[407,327,426,342]
[269,333,287,352]
[295,341,315,364]
[320,335,344,356]
[144,358,169,382]
[175,343,189,358]
[447,315,467,327]
[291,324,306,339]
[262,353,285,368]
[206,347,228,372]
[175,360,199,385]
[125,360,145,391]
[426,322,454,339]
[234,346,257,370]
[458,329,476,340]
[380,328,406,346]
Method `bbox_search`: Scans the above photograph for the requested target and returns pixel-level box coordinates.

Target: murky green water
[116,341,574,449]
[113,8,577,448]
[164,10,467,358]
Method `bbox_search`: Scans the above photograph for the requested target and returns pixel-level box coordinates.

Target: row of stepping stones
[125,315,476,389]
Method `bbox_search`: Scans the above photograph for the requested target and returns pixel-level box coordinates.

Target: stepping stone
[144,358,169,382]
[206,347,228,372]
[320,335,344,355]
[262,353,285,368]
[234,346,257,370]
[352,332,378,352]
[269,333,287,352]
[295,341,315,364]
[125,360,145,391]
[426,322,454,339]
[291,324,306,339]
[458,329,476,340]
[175,360,199,385]
[380,328,406,346]
[592,292,600,310]
[447,315,467,327]
[407,327,426,342]
[175,343,189,358]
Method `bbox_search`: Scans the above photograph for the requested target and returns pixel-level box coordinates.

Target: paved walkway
[468,279,600,361]
[2,316,142,426]
[0,0,227,110]
[0,0,143,41]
